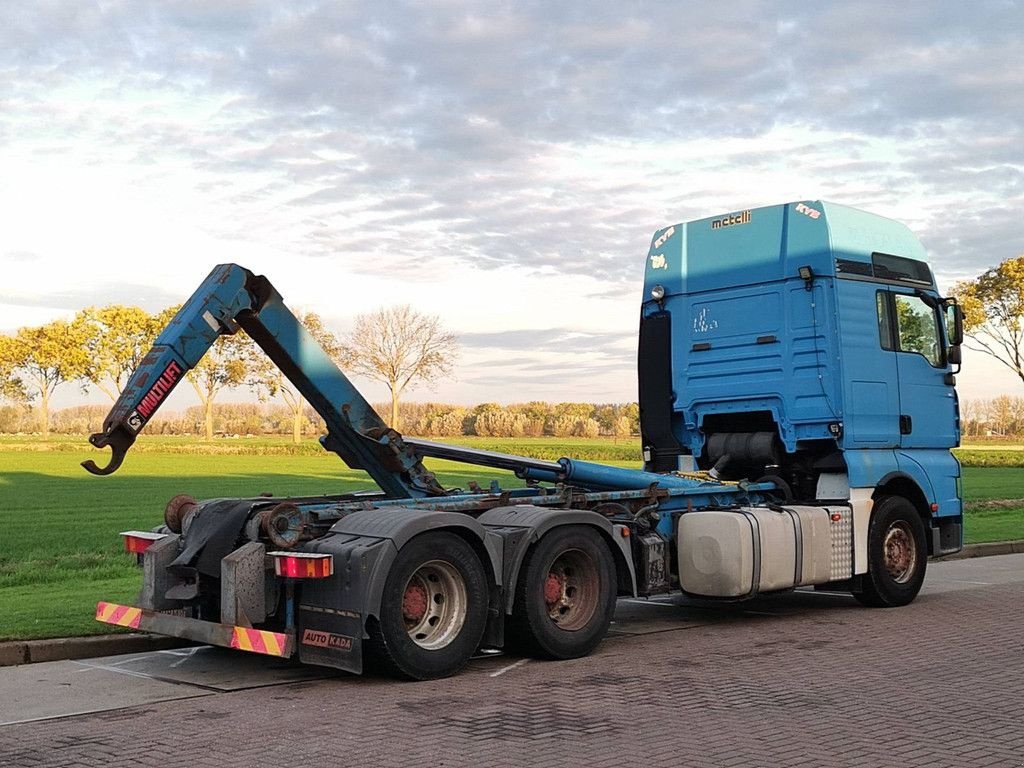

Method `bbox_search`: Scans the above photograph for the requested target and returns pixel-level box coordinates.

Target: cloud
[0,282,185,314]
[1,1,1021,402]
[460,328,635,353]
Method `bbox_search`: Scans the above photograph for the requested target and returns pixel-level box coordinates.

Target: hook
[81,428,135,476]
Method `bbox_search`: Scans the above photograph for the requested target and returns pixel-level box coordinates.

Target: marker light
[799,265,815,291]
[121,530,167,554]
[269,551,334,579]
[650,284,666,301]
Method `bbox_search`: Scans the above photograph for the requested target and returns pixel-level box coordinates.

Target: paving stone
[0,557,1021,768]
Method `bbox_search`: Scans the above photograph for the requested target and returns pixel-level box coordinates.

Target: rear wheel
[509,525,617,660]
[854,495,927,607]
[367,532,488,680]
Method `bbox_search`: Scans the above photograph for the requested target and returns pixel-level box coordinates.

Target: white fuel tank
[677,505,851,598]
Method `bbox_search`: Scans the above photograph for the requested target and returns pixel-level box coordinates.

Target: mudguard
[295,507,504,673]
[478,505,638,612]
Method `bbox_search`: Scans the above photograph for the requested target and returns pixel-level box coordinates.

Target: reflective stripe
[96,602,288,657]
[95,602,141,629]
[230,627,287,657]
[262,632,282,656]
[231,627,252,652]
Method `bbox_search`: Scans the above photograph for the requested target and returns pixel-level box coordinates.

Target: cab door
[838,282,901,447]
[888,291,958,448]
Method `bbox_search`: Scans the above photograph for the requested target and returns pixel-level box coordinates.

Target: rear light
[269,552,334,579]
[121,530,167,554]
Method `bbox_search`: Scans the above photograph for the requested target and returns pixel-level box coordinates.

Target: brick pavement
[0,568,1021,767]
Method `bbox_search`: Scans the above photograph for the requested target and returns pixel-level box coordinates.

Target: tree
[76,305,165,400]
[988,395,1015,436]
[959,398,982,438]
[339,305,458,430]
[0,321,89,434]
[0,335,30,405]
[187,331,255,440]
[621,402,640,434]
[250,312,341,443]
[951,255,1024,386]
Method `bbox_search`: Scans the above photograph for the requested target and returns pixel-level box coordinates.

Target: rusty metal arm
[82,264,443,498]
[82,264,254,475]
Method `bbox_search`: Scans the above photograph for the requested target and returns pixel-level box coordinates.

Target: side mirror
[951,304,964,345]
[942,299,964,346]
[947,344,962,365]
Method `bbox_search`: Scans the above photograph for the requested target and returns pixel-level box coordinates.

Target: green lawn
[961,467,1024,500]
[1,443,1021,641]
[0,448,523,641]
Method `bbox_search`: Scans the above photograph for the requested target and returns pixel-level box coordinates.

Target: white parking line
[167,647,203,668]
[70,660,164,681]
[489,658,529,678]
[155,651,205,663]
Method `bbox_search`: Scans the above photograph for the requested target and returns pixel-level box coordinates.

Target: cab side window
[893,294,941,366]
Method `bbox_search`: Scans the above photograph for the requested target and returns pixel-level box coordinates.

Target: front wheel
[367,532,488,680]
[854,495,927,608]
[508,525,617,660]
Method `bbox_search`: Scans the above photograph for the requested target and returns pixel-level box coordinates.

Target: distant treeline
[3,397,1023,439]
[0,401,641,439]
[959,396,1024,438]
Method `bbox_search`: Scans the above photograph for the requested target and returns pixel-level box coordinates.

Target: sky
[1,1,1022,409]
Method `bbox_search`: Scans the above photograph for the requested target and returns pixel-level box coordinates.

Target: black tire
[854,495,928,608]
[508,525,617,660]
[366,532,488,680]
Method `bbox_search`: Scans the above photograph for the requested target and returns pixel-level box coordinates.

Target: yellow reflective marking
[234,628,253,652]
[262,632,282,656]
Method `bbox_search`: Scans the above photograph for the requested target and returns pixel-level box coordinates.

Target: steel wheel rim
[543,548,600,631]
[401,560,467,650]
[883,521,917,584]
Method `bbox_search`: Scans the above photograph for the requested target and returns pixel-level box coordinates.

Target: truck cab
[639,200,964,572]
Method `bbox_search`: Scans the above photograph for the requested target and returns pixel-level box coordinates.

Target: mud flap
[296,605,364,672]
[295,533,398,674]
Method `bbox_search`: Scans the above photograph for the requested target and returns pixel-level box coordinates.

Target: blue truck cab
[639,200,964,576]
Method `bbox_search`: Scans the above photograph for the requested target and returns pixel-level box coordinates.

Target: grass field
[1,439,1021,640]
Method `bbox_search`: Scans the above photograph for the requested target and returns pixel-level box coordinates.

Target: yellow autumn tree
[187,331,256,440]
[0,320,89,434]
[250,312,341,443]
[952,255,1024,387]
[76,305,167,400]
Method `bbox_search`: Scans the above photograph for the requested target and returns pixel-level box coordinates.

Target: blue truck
[86,200,964,679]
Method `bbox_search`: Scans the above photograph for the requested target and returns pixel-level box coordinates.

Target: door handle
[899,414,913,435]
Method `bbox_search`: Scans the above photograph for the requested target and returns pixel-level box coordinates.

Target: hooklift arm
[82,264,445,498]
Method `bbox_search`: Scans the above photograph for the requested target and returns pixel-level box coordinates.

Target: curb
[2,542,1021,669]
[936,539,1024,560]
